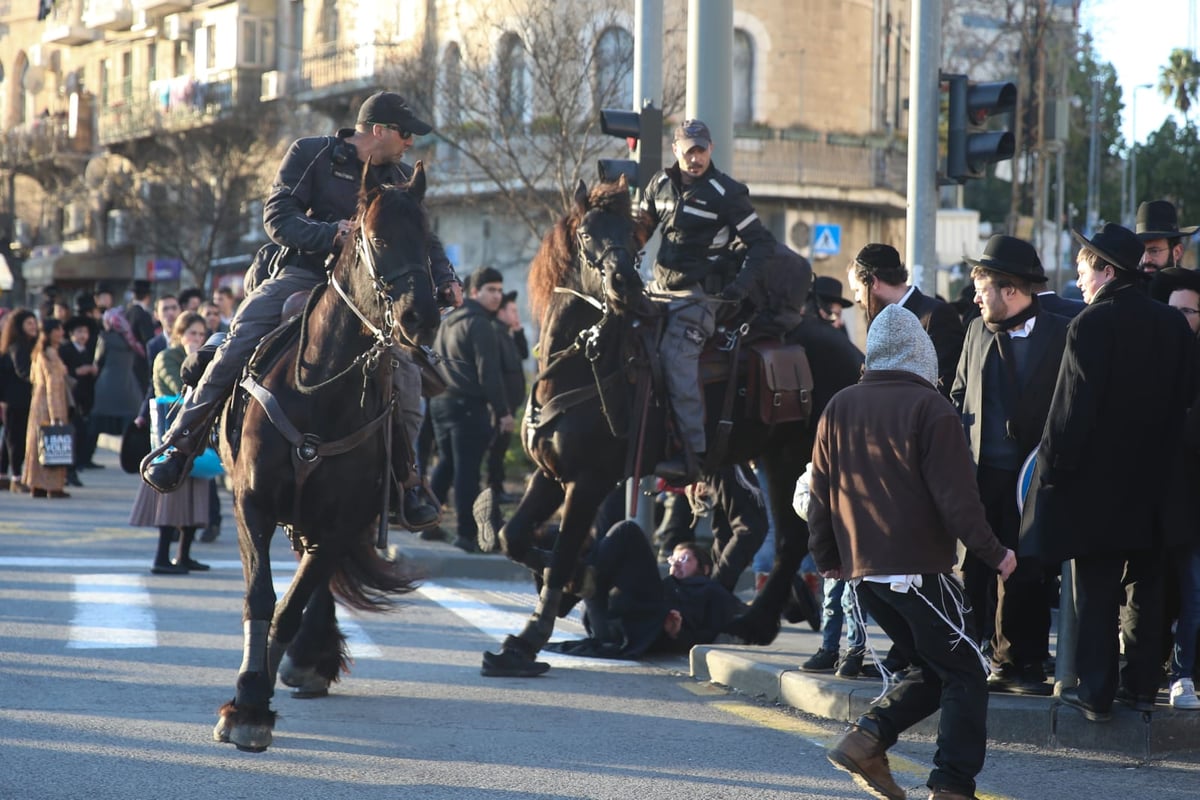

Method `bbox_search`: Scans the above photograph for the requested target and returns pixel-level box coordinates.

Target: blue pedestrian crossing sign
[811,224,841,257]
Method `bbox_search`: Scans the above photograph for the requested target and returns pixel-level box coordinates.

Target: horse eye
[371,237,388,249]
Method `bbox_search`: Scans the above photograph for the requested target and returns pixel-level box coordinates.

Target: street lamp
[1129,82,1153,226]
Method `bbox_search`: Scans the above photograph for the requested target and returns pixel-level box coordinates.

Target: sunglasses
[379,123,414,139]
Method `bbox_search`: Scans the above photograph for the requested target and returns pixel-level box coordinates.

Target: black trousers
[1073,547,1166,709]
[429,395,493,540]
[708,465,768,592]
[963,465,1050,675]
[485,429,511,490]
[2,405,29,478]
[857,576,989,797]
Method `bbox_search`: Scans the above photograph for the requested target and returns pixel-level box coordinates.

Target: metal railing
[295,43,415,98]
[97,68,265,146]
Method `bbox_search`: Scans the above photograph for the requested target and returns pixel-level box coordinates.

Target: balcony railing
[294,42,416,99]
[97,68,266,146]
[0,117,93,166]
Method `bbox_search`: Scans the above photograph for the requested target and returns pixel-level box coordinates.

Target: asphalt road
[2,453,1199,800]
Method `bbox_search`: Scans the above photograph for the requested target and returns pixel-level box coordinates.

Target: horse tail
[328,529,423,612]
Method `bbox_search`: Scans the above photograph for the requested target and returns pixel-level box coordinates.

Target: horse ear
[573,180,589,214]
[408,160,427,202]
[360,155,382,199]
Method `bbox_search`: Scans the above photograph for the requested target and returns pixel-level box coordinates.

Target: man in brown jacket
[808,303,1016,800]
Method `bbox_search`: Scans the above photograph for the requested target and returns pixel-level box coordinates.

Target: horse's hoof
[481,648,550,677]
[215,701,275,752]
[290,684,330,699]
[279,653,331,697]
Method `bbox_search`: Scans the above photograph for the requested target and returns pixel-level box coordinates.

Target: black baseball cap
[356,92,432,136]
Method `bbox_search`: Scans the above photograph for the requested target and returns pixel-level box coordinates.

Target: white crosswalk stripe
[68,574,157,649]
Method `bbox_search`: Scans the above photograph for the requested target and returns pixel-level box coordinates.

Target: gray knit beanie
[865,303,938,387]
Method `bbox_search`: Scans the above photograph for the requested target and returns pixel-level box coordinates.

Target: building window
[319,0,339,48]
[147,42,157,84]
[121,50,133,101]
[240,18,276,67]
[497,32,526,131]
[733,29,754,126]
[594,26,633,110]
[204,24,217,70]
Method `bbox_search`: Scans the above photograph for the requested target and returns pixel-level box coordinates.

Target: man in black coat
[431,266,513,552]
[951,235,1069,696]
[1021,224,1195,721]
[846,243,964,398]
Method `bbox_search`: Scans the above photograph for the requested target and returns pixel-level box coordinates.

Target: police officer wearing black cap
[143,92,460,528]
[640,119,776,482]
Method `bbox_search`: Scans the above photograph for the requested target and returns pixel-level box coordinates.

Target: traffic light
[945,73,1017,183]
[597,103,662,192]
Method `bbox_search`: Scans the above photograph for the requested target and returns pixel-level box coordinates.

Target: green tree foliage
[1132,118,1200,221]
[1157,48,1200,119]
[1063,33,1125,227]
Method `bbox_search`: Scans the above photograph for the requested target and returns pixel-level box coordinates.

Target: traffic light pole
[905,0,941,290]
[686,0,733,163]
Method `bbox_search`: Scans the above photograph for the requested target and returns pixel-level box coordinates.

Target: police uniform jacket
[263,128,457,287]
[433,299,510,419]
[641,162,775,295]
[1019,281,1195,563]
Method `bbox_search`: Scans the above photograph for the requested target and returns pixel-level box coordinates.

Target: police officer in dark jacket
[641,119,776,482]
[431,266,513,551]
[143,92,460,528]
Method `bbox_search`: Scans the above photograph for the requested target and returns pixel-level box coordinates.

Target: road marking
[418,580,641,670]
[68,574,156,649]
[681,682,1014,800]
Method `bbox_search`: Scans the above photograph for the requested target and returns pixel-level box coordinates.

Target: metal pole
[1055,145,1065,290]
[1053,559,1078,694]
[1129,92,1138,227]
[1085,80,1099,234]
[905,0,941,289]
[686,0,733,162]
[628,0,664,531]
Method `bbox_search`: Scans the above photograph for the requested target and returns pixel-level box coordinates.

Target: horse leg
[279,581,346,698]
[213,502,279,752]
[495,470,565,575]
[727,449,811,645]
[481,478,609,677]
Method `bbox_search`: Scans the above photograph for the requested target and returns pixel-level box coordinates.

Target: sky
[1083,0,1195,144]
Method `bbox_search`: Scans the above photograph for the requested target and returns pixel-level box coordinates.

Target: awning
[21,249,135,287]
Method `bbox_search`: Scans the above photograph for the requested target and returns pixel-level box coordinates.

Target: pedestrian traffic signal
[945,73,1017,183]
[597,104,662,192]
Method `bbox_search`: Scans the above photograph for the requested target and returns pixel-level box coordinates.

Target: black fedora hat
[1071,223,1144,274]
[812,275,853,307]
[1149,266,1200,303]
[965,234,1047,283]
[1135,200,1199,240]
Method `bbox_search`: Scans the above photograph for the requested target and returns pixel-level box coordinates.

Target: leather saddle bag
[747,341,813,425]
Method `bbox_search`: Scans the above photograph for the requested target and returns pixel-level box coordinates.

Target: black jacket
[1020,281,1195,562]
[493,318,527,415]
[641,162,775,294]
[433,299,510,417]
[58,341,96,414]
[1036,291,1086,319]
[951,310,1069,469]
[902,287,965,399]
[263,129,457,288]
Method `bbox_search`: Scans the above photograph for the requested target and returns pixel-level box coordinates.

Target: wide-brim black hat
[1071,223,1144,274]
[1149,266,1200,303]
[965,234,1047,283]
[1136,200,1199,240]
[811,275,853,306]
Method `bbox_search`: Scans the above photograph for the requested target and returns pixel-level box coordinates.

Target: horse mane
[528,180,636,322]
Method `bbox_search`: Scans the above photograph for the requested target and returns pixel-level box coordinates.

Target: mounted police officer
[641,119,776,483]
[142,92,461,527]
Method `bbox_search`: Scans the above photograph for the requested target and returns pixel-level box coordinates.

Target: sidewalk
[68,445,1200,758]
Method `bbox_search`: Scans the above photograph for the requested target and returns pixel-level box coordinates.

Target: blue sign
[812,224,841,257]
[147,258,182,281]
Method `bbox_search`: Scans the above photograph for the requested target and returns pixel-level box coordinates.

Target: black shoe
[402,487,440,530]
[452,535,480,554]
[81,461,106,470]
[782,573,821,631]
[66,470,83,487]
[654,454,700,484]
[151,562,189,575]
[800,648,839,673]
[837,649,866,678]
[1058,687,1112,722]
[860,659,909,681]
[141,446,192,493]
[1115,686,1156,712]
[987,669,1052,697]
[182,558,210,572]
[418,526,447,541]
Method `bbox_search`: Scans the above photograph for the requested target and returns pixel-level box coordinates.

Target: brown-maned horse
[211,164,439,750]
[480,177,846,677]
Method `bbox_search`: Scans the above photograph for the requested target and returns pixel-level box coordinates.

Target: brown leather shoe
[928,789,976,800]
[827,724,907,800]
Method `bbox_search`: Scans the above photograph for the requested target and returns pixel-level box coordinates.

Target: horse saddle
[698,335,813,426]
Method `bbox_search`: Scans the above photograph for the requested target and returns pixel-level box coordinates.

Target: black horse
[481,177,852,677]
[211,163,440,750]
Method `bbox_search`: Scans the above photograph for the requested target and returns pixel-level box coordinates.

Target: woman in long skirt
[22,319,71,497]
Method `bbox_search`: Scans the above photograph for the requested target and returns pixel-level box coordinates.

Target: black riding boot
[389,418,439,530]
